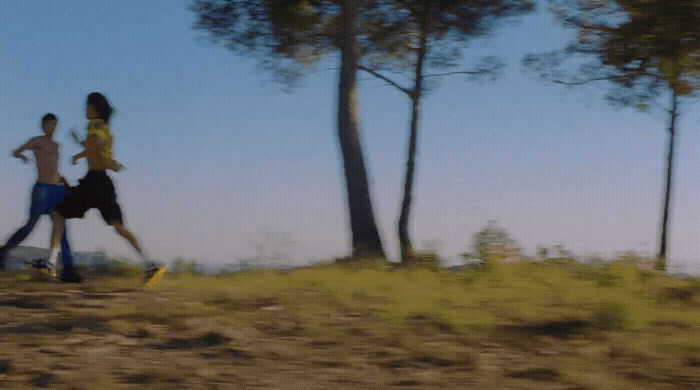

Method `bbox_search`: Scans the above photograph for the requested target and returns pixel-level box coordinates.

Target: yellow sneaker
[40,267,57,278]
[25,258,57,278]
[144,266,166,286]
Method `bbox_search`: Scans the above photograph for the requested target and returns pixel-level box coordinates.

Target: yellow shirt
[85,119,114,170]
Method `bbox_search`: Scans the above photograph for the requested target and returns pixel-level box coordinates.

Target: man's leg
[1,185,46,268]
[0,212,41,268]
[3,213,42,253]
[48,211,75,269]
[46,184,80,282]
[48,217,80,283]
[59,220,75,269]
[47,210,63,270]
[109,220,164,285]
[110,221,143,255]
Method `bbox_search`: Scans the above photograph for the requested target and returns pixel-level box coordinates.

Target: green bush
[593,302,631,330]
[96,260,142,278]
[333,256,391,271]
[173,257,201,275]
[399,252,442,271]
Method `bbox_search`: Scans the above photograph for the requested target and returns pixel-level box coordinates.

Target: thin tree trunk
[657,90,678,271]
[399,30,428,264]
[337,0,385,259]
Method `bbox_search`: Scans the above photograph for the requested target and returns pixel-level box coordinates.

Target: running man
[56,93,166,285]
[0,113,81,282]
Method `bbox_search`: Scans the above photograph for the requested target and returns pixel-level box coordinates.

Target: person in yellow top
[71,114,122,171]
[56,93,165,285]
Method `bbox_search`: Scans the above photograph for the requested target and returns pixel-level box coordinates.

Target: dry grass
[0,260,698,389]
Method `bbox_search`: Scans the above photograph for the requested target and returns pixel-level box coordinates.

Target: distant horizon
[3,244,698,278]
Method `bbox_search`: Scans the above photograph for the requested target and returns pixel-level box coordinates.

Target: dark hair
[86,92,113,123]
[42,113,57,125]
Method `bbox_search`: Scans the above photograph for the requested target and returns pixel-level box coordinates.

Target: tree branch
[358,65,411,95]
[547,72,662,86]
[550,76,616,86]
[424,70,486,78]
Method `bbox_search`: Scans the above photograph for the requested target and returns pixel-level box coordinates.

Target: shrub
[96,260,142,278]
[399,252,442,271]
[334,256,391,270]
[466,221,521,269]
[173,257,201,275]
[593,302,630,330]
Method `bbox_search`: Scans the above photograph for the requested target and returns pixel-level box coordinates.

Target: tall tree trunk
[657,90,678,271]
[398,30,428,264]
[337,0,385,259]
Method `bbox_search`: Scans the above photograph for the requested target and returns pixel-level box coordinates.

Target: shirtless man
[0,113,81,282]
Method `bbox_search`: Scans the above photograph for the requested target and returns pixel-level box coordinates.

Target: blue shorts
[30,182,67,216]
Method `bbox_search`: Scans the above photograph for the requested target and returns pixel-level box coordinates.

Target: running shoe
[144,266,167,286]
[25,258,57,278]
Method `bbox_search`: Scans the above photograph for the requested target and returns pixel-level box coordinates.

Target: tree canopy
[524,0,700,270]
[361,0,534,75]
[525,0,700,107]
[192,0,379,86]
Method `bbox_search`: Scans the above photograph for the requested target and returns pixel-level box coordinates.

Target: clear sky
[1,1,698,275]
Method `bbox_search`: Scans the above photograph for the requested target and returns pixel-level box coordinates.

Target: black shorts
[56,170,123,224]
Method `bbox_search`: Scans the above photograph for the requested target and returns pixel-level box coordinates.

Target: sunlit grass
[1,256,698,389]
[123,259,699,340]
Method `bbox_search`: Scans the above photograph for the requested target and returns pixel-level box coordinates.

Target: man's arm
[105,158,123,172]
[71,129,82,145]
[12,137,38,163]
[72,151,87,165]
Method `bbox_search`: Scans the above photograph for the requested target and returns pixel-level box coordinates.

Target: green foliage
[361,0,534,77]
[593,301,631,330]
[467,220,521,267]
[399,252,442,271]
[4,258,699,389]
[603,0,700,94]
[595,271,622,287]
[527,0,700,106]
[333,256,391,271]
[83,257,699,351]
[573,266,622,287]
[192,0,534,84]
[660,285,699,304]
[190,0,332,86]
[173,257,200,275]
[457,262,494,285]
[95,260,141,278]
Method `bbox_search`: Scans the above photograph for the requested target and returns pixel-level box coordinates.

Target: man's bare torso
[31,136,61,184]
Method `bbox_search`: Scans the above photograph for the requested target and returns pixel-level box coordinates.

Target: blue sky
[1,1,698,274]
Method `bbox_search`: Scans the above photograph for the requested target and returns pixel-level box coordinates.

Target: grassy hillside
[0,260,698,389]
